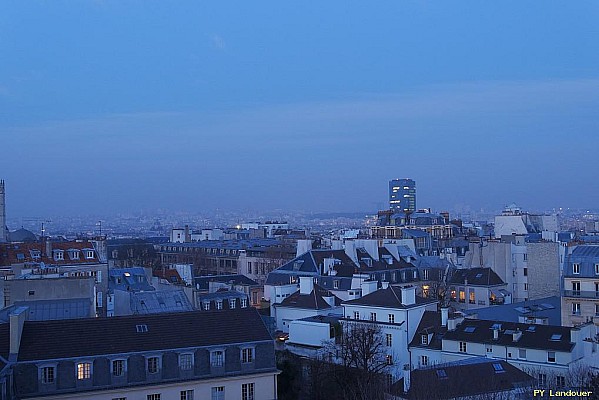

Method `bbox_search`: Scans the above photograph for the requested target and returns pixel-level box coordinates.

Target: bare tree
[326,321,389,400]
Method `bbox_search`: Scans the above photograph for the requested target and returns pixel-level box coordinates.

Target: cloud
[210,33,226,50]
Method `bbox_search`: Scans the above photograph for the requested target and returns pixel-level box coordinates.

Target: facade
[561,245,599,327]
[273,277,342,333]
[447,268,510,310]
[341,285,437,381]
[410,311,597,386]
[157,239,295,281]
[1,307,278,400]
[389,179,416,213]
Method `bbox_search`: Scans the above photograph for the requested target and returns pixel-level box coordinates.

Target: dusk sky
[1,1,599,217]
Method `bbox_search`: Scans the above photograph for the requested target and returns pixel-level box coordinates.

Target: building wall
[24,372,277,400]
[527,242,560,299]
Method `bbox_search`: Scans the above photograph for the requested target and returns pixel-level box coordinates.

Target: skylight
[550,334,562,341]
[436,369,448,379]
[527,326,536,332]
[492,363,504,373]
[464,326,476,333]
[136,324,148,333]
[475,273,483,278]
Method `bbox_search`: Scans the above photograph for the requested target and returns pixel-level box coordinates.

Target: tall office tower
[389,178,416,213]
[0,180,6,242]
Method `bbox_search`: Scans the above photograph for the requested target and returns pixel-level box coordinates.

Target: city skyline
[2,1,599,216]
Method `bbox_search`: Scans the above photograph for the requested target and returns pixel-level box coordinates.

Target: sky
[1,1,599,217]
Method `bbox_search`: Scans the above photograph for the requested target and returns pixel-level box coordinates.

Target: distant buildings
[389,178,416,213]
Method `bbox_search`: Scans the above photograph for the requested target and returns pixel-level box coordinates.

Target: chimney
[184,225,191,243]
[447,315,465,331]
[299,276,314,295]
[296,239,313,256]
[403,364,411,394]
[9,306,28,359]
[381,281,389,289]
[441,307,449,327]
[513,329,523,342]
[361,280,378,296]
[400,285,416,306]
[323,295,335,307]
[45,239,52,258]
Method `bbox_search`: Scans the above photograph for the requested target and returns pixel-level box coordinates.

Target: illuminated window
[180,353,193,370]
[77,362,91,380]
[242,383,255,400]
[41,366,55,384]
[241,348,254,363]
[112,359,125,377]
[211,350,224,367]
[147,357,160,374]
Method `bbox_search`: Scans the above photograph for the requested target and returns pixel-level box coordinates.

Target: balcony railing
[563,290,599,299]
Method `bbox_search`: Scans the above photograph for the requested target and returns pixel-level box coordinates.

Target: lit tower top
[388,178,416,213]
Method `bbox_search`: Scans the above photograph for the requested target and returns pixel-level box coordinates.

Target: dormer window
[216,300,223,310]
[53,250,64,261]
[85,250,95,259]
[421,334,429,345]
[573,263,580,274]
[333,280,340,289]
[68,249,80,260]
[229,298,236,309]
[203,301,210,311]
[30,249,41,260]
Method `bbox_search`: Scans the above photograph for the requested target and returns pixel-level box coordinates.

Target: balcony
[563,290,599,299]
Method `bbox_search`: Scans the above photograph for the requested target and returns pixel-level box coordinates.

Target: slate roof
[109,267,154,292]
[442,319,576,352]
[343,286,436,309]
[275,284,342,310]
[409,310,447,350]
[0,323,9,371]
[15,308,272,362]
[130,290,193,314]
[0,241,99,267]
[405,358,534,399]
[463,296,561,325]
[564,245,599,277]
[0,299,92,323]
[449,268,505,286]
[194,274,259,291]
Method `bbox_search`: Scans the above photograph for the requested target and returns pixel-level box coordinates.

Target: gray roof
[13,308,274,361]
[194,274,259,291]
[109,267,154,292]
[344,286,436,309]
[0,299,92,323]
[463,296,561,325]
[130,290,193,314]
[449,268,505,287]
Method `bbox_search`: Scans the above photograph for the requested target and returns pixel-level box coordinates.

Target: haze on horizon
[1,1,598,218]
